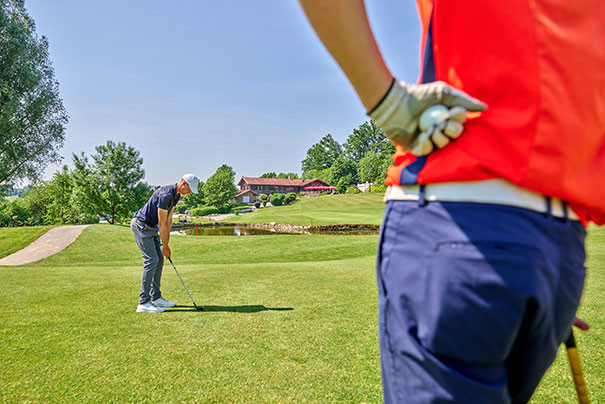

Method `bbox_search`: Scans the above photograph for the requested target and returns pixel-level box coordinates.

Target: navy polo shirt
[133,184,181,227]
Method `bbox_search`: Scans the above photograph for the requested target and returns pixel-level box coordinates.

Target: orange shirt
[387,0,605,224]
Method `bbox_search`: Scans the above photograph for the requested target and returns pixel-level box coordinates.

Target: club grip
[565,331,590,404]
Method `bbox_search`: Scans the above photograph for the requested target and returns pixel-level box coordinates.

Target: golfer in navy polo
[131,174,200,313]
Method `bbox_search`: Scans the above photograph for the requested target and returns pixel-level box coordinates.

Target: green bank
[0,225,54,259]
[224,192,386,226]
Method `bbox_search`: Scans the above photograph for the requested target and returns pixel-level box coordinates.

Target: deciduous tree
[0,0,68,184]
[301,134,342,172]
[203,165,237,208]
[343,121,394,163]
[71,141,147,224]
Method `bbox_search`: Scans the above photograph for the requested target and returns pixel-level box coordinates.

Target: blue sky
[25,0,421,186]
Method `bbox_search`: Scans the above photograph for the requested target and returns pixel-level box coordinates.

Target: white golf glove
[368,80,487,155]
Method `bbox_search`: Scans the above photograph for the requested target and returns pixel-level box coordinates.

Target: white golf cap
[182,173,200,194]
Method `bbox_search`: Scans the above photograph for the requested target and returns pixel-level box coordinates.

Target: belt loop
[418,185,427,207]
[545,196,552,219]
[562,201,569,221]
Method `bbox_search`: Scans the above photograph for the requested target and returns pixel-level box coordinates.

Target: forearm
[159,222,170,248]
[166,211,174,244]
[157,208,171,249]
[299,0,393,110]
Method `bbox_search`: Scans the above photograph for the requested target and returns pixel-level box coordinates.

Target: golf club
[167,257,204,311]
[565,328,589,404]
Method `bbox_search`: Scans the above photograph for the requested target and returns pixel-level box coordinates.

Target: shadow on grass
[168,304,294,313]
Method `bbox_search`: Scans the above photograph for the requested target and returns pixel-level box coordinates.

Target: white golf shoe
[136,301,166,313]
[152,297,176,308]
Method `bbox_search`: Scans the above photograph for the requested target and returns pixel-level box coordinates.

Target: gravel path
[0,225,90,266]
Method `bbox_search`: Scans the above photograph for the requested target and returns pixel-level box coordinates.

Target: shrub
[218,204,233,214]
[232,206,253,214]
[175,205,188,214]
[346,186,361,194]
[370,183,387,192]
[254,201,261,208]
[260,194,268,207]
[284,192,297,205]
[190,206,219,216]
[270,193,285,206]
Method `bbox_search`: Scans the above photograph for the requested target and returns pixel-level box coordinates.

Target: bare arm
[158,207,171,258]
[298,0,393,110]
[299,0,486,155]
[167,206,175,244]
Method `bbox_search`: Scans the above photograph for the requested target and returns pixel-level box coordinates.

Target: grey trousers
[131,218,164,304]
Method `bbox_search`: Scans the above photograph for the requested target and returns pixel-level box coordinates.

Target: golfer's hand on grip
[369,80,486,155]
[162,245,171,259]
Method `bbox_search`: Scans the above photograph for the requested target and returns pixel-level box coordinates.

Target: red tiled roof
[239,177,321,186]
[235,189,259,197]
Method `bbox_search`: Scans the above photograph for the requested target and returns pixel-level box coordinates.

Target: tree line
[0,140,242,227]
[300,120,394,193]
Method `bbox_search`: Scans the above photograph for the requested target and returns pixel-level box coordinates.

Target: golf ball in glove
[418,105,450,131]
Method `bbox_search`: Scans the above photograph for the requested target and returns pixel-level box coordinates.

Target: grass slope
[0,225,54,259]
[0,224,603,403]
[225,192,385,226]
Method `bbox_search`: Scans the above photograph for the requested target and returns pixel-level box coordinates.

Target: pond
[171,224,379,236]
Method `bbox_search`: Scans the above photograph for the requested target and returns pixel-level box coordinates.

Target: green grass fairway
[0,225,53,258]
[0,224,603,403]
[225,192,385,226]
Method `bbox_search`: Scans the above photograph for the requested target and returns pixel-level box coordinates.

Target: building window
[243,196,250,203]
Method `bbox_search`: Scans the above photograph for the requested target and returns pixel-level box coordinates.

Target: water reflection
[171,225,378,236]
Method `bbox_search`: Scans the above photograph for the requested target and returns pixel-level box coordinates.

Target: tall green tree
[358,150,393,184]
[343,121,394,163]
[301,134,342,172]
[216,164,236,178]
[71,141,146,224]
[0,0,68,184]
[203,165,237,208]
[301,168,331,183]
[44,165,73,223]
[327,156,359,186]
[182,182,205,208]
[260,172,277,178]
[276,172,299,179]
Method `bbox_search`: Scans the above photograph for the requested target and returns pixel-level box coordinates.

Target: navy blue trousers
[377,200,586,403]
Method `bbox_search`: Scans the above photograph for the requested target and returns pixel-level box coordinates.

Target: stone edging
[171,222,379,234]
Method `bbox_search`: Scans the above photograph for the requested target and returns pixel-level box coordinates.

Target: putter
[167,257,205,311]
[565,329,589,404]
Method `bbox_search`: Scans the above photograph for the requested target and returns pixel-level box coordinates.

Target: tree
[44,165,73,223]
[260,172,277,178]
[301,134,342,172]
[216,164,236,178]
[358,151,382,184]
[343,121,394,163]
[203,166,237,208]
[182,183,205,208]
[71,141,146,224]
[358,150,394,184]
[327,156,358,186]
[0,0,68,185]
[276,172,299,179]
[301,168,331,184]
